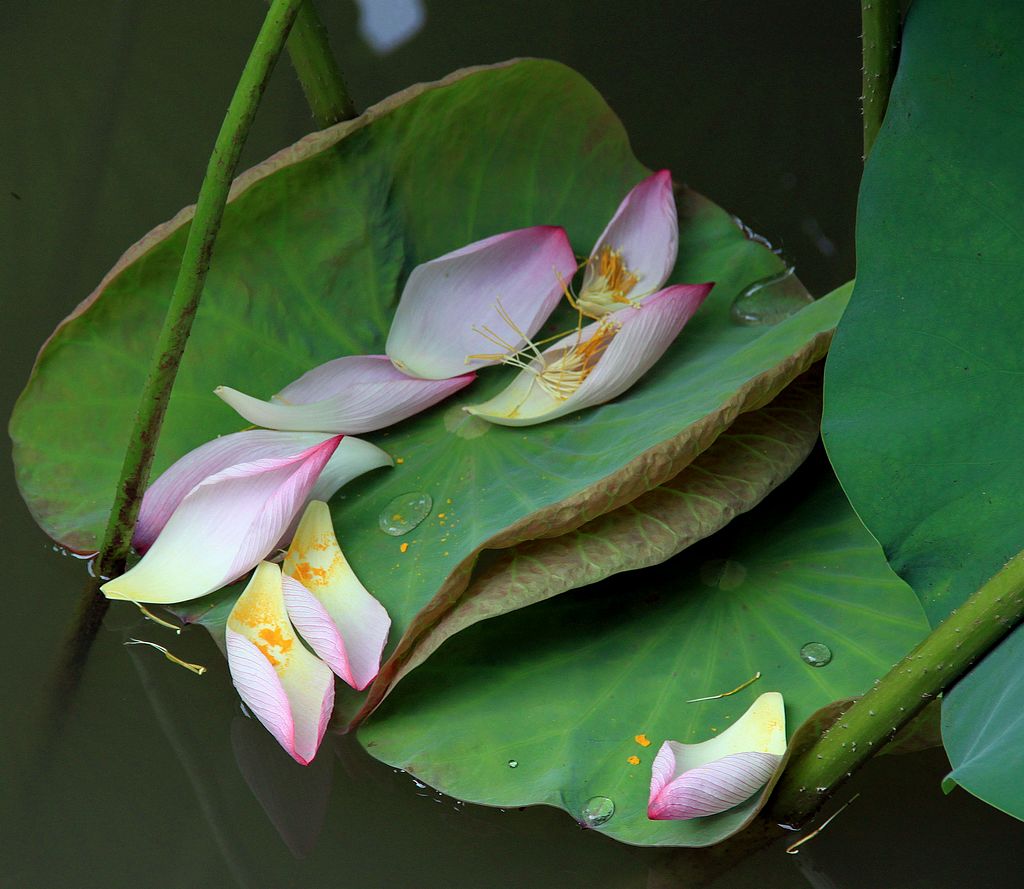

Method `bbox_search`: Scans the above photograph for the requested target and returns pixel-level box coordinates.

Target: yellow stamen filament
[135,603,183,633]
[529,318,619,401]
[686,671,762,704]
[785,794,860,854]
[465,298,620,406]
[125,638,207,675]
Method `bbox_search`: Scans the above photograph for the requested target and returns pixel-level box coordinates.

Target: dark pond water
[3,2,1022,886]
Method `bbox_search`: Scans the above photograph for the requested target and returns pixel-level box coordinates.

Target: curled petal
[226,562,335,765]
[215,355,475,433]
[385,226,577,379]
[283,501,390,690]
[580,170,678,316]
[134,431,390,552]
[101,436,342,604]
[465,283,713,426]
[648,692,787,821]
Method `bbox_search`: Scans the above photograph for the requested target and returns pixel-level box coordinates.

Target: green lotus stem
[769,550,1024,827]
[94,0,308,583]
[861,0,901,159]
[285,0,357,126]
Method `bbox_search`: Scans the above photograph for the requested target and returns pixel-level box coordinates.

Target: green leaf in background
[358,468,930,847]
[942,626,1024,819]
[821,0,1024,822]
[12,60,846,716]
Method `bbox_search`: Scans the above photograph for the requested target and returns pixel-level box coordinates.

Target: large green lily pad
[375,367,826,715]
[359,466,930,847]
[14,60,846,714]
[819,0,1024,821]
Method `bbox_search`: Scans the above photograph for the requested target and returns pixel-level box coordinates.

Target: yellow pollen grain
[635,733,651,747]
[437,512,446,519]
[627,755,640,765]
[396,457,405,464]
[400,542,409,553]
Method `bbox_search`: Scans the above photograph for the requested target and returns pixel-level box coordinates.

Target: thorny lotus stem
[861,0,901,160]
[285,0,357,126]
[769,551,1024,827]
[93,0,308,584]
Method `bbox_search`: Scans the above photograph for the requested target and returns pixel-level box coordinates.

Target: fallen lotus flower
[101,435,343,604]
[281,500,390,691]
[226,561,335,766]
[570,169,678,319]
[648,691,787,820]
[134,429,392,552]
[385,226,577,379]
[214,355,475,434]
[464,283,712,426]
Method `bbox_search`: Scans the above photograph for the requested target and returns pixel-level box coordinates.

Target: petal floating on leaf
[215,355,475,433]
[101,436,342,604]
[282,501,390,691]
[385,226,577,380]
[226,562,335,765]
[579,170,678,317]
[134,431,390,553]
[648,692,786,820]
[465,283,712,426]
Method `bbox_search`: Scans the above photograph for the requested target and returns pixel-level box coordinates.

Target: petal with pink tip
[648,692,787,820]
[283,501,390,690]
[579,170,678,316]
[226,562,335,765]
[464,283,712,426]
[134,431,390,552]
[385,226,577,380]
[101,436,342,604]
[215,355,475,433]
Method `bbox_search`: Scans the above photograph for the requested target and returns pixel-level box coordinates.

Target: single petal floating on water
[134,430,391,553]
[226,561,335,766]
[464,283,712,426]
[282,501,390,691]
[385,226,577,380]
[577,169,679,319]
[101,435,342,604]
[648,692,787,820]
[215,354,475,433]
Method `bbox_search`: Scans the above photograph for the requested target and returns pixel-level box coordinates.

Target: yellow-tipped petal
[283,502,390,690]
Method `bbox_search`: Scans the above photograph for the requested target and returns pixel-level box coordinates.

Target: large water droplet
[699,558,747,590]
[580,796,615,827]
[799,642,833,667]
[378,492,432,536]
[730,267,813,326]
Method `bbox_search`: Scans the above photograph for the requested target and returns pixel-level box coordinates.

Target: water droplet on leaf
[730,267,813,326]
[580,796,615,827]
[507,759,518,769]
[378,492,432,536]
[799,642,833,667]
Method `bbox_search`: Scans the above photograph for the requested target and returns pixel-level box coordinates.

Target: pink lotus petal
[386,226,577,379]
[581,170,678,314]
[101,436,341,604]
[465,282,713,426]
[135,431,390,552]
[648,747,782,819]
[226,562,335,765]
[215,355,475,433]
[283,501,390,690]
[647,692,787,821]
